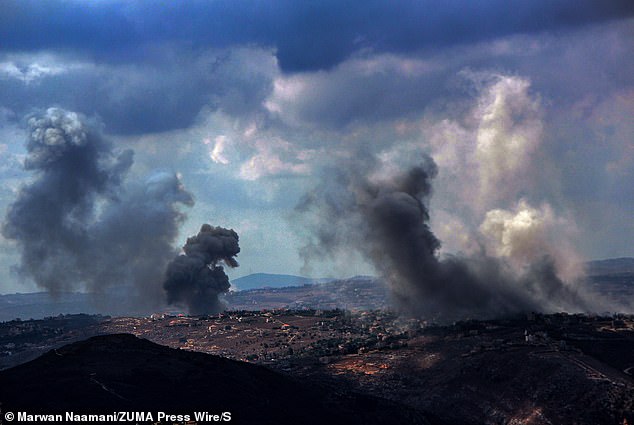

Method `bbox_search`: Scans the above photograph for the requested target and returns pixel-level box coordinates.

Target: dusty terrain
[1,310,633,424]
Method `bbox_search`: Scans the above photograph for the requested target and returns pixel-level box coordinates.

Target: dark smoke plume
[298,154,596,320]
[163,224,239,315]
[2,108,193,311]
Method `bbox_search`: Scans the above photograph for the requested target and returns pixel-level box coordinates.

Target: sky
[0,1,633,295]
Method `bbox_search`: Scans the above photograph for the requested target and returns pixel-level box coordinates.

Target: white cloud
[239,139,311,181]
[0,54,89,84]
[205,135,231,165]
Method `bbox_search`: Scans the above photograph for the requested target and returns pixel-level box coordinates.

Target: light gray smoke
[298,154,598,321]
[2,108,193,311]
[163,224,239,315]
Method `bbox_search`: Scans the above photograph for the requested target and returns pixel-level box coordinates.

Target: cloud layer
[2,0,632,72]
[0,4,632,306]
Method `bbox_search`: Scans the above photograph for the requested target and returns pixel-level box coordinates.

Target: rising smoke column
[163,224,239,315]
[295,72,610,319]
[298,153,596,320]
[1,108,193,311]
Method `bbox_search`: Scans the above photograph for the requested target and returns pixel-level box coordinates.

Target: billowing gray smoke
[2,108,193,311]
[298,154,597,320]
[163,224,239,315]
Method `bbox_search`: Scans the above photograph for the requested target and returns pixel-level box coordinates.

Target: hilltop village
[1,309,633,424]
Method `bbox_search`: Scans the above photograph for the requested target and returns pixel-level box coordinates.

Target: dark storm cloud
[0,66,203,135]
[2,3,631,136]
[1,0,632,72]
[265,59,451,130]
[0,48,275,135]
[1,108,194,310]
[163,224,240,315]
[298,154,598,320]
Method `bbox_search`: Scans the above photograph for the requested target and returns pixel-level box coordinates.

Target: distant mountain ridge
[230,273,328,291]
[231,259,634,289]
[585,257,634,275]
[1,259,632,321]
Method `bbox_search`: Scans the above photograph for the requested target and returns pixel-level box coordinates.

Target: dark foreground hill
[0,333,429,425]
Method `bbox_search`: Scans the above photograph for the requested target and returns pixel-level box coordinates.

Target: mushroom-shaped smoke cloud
[163,224,240,315]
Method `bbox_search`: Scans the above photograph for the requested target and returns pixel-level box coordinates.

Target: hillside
[0,333,428,425]
[2,259,633,322]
